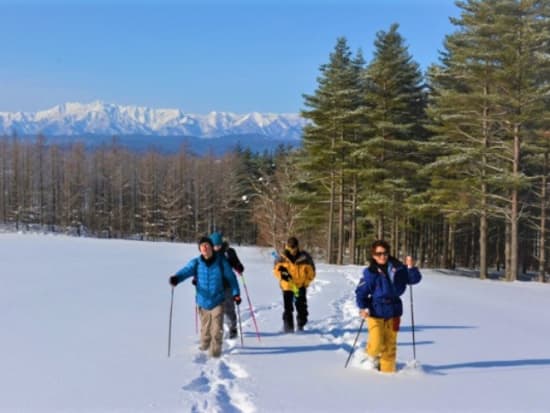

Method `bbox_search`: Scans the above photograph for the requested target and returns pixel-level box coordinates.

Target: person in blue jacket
[355,239,422,372]
[169,236,241,358]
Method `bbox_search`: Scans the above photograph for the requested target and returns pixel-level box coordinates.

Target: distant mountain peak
[0,101,306,140]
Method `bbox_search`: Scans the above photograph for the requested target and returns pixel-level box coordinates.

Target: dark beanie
[286,236,299,249]
[198,236,213,249]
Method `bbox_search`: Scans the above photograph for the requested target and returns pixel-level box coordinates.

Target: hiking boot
[229,327,238,339]
[282,313,294,333]
[283,324,294,333]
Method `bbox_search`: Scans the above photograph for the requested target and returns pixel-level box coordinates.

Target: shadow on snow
[233,343,341,355]
[423,358,550,374]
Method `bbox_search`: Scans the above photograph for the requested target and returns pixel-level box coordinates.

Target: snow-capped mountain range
[0,101,306,140]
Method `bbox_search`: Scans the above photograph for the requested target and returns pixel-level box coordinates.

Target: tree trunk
[400,216,408,259]
[509,124,520,281]
[478,83,491,279]
[417,223,425,268]
[327,168,335,264]
[378,213,384,240]
[495,223,502,272]
[349,174,358,264]
[448,222,456,269]
[337,167,345,265]
[392,211,399,258]
[505,219,511,281]
[441,220,448,268]
[538,152,547,283]
[479,204,488,279]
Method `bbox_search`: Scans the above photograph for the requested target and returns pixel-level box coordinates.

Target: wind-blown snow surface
[1,233,549,412]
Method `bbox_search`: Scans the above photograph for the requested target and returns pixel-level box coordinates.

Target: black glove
[233,295,242,305]
[169,275,179,287]
[279,266,292,281]
[191,276,197,286]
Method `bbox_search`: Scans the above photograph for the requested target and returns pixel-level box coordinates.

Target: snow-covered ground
[1,233,549,412]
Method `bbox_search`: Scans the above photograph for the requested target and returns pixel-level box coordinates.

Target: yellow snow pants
[365,316,400,373]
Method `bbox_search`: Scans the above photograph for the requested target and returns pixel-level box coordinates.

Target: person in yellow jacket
[273,236,315,333]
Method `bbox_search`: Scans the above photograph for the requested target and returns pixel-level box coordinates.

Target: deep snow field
[1,233,549,412]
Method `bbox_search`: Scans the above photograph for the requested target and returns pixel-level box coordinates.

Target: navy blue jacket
[355,257,421,319]
[174,252,240,310]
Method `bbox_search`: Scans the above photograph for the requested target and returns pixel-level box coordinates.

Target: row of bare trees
[0,134,309,251]
[0,137,264,243]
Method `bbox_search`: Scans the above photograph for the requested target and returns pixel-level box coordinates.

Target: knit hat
[209,232,223,247]
[286,236,299,250]
[198,236,213,249]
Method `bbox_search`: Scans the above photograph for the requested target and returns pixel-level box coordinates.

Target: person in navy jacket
[355,239,422,372]
[169,236,241,358]
[210,231,244,339]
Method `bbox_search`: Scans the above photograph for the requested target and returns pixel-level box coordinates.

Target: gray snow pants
[223,287,237,330]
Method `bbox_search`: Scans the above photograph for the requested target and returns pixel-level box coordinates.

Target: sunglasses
[373,251,388,257]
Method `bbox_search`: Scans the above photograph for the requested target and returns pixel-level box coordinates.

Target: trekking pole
[409,285,417,361]
[238,273,261,342]
[236,301,244,347]
[345,318,365,368]
[167,286,175,358]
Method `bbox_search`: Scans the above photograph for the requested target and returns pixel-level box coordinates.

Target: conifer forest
[1,1,549,282]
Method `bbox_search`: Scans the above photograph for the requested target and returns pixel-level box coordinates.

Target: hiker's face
[200,242,213,259]
[372,248,389,265]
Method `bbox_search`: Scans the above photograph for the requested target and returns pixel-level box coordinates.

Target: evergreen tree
[301,37,364,263]
[491,0,550,281]
[356,23,426,254]
[425,0,504,276]
[426,0,550,279]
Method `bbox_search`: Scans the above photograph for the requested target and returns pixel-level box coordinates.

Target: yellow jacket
[273,249,315,291]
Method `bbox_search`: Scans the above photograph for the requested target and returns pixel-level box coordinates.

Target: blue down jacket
[355,257,421,319]
[174,252,240,310]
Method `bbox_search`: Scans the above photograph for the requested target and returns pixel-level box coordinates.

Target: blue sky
[0,0,460,114]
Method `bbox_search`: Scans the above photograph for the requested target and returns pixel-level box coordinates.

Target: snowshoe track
[181,351,255,413]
